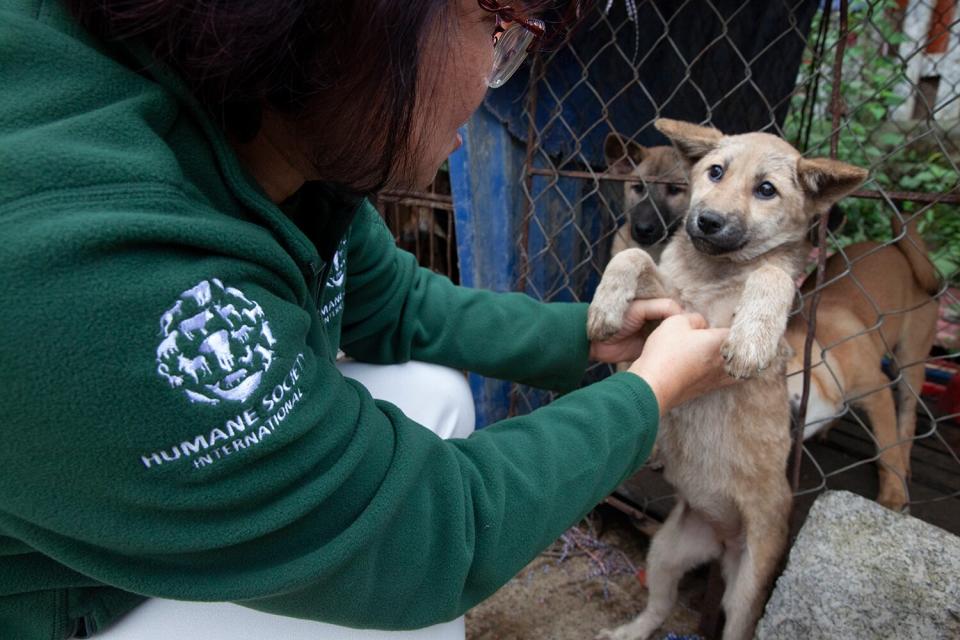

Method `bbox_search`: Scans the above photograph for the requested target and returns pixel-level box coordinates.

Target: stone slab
[756,490,960,640]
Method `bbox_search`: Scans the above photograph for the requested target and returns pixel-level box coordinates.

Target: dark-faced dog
[604,133,690,263]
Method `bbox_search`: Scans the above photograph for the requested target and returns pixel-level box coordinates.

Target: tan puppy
[604,133,690,264]
[590,119,867,640]
[787,216,939,511]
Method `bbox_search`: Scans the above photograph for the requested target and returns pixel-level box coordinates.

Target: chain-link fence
[375,173,460,283]
[485,0,960,533]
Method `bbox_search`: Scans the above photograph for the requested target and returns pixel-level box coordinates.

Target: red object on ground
[923,381,946,399]
[635,567,647,587]
[938,373,960,418]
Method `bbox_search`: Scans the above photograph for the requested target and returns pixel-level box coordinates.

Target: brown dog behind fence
[375,176,459,285]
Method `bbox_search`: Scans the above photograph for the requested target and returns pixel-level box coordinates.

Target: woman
[0,0,731,638]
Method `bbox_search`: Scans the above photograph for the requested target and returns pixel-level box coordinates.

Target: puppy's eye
[666,185,685,196]
[708,165,724,182]
[755,181,777,199]
[631,183,646,195]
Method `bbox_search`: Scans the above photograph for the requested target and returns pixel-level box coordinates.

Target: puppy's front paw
[587,277,636,341]
[721,333,780,380]
[587,298,629,342]
[588,248,665,342]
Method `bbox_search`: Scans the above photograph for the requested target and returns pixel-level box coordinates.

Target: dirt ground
[465,507,705,640]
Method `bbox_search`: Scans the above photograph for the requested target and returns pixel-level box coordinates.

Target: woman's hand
[627,313,735,415]
[589,298,684,364]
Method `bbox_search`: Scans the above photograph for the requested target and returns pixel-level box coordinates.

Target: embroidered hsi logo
[155,279,276,405]
[320,237,348,325]
[327,239,347,288]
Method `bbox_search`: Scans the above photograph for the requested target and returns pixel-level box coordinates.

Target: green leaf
[876,132,903,147]
[898,174,922,190]
[864,103,887,121]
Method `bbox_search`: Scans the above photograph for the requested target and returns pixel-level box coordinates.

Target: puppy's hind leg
[597,501,721,640]
[721,484,791,640]
[588,248,667,342]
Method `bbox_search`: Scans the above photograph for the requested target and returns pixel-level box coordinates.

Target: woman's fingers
[625,298,684,323]
[604,298,685,341]
[627,316,733,414]
[681,311,707,330]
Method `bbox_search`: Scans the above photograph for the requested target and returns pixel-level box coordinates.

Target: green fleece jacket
[0,1,660,637]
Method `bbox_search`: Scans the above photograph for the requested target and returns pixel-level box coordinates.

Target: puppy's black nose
[696,211,726,235]
[633,220,658,237]
[686,208,745,255]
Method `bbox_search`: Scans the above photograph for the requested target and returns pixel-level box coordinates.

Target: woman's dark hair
[68,0,574,193]
[68,0,452,192]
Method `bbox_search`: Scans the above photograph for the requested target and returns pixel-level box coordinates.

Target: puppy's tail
[891,214,940,295]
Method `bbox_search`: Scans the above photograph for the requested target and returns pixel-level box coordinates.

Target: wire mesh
[374,173,460,284]
[508,0,960,530]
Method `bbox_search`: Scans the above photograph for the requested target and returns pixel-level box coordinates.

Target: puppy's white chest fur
[658,241,748,328]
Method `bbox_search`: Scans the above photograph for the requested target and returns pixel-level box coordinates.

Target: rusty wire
[792,0,851,494]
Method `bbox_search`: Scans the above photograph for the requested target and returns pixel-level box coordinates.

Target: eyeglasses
[478,0,546,88]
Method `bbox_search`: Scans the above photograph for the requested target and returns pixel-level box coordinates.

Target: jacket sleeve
[0,203,659,631]
[340,202,590,392]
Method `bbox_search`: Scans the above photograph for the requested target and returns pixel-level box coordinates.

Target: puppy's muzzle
[630,206,681,246]
[686,209,747,254]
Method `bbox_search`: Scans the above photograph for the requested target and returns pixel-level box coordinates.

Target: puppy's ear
[654,118,722,163]
[604,133,646,174]
[798,157,868,213]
